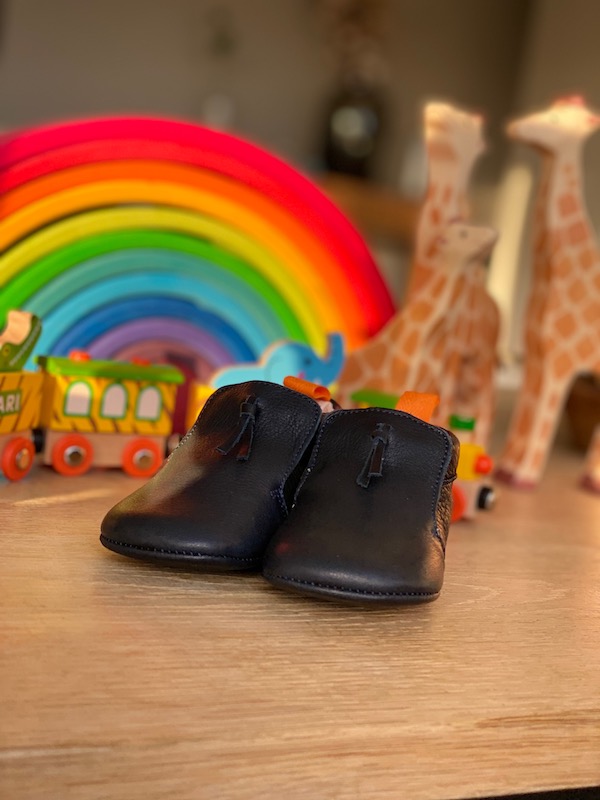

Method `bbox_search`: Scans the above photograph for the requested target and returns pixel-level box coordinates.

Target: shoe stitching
[293,408,453,545]
[271,487,288,519]
[100,535,259,562]
[266,573,438,597]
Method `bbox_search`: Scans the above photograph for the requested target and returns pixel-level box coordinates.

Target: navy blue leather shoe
[100,381,322,570]
[262,408,459,603]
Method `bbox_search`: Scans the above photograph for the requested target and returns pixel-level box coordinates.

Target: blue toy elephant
[211,333,345,389]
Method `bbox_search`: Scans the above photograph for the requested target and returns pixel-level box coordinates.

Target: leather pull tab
[357,423,392,489]
[216,395,258,462]
[283,376,331,403]
[395,392,439,423]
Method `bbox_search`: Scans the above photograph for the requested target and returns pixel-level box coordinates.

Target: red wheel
[122,438,163,478]
[451,484,467,523]
[51,434,94,476]
[1,436,35,481]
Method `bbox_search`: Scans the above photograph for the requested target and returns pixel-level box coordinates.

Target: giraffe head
[507,96,600,151]
[424,102,486,163]
[433,221,498,269]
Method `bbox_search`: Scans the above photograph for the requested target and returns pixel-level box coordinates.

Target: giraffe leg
[496,350,543,477]
[497,368,571,488]
[462,295,500,447]
[432,356,460,429]
[581,425,600,493]
[448,348,497,447]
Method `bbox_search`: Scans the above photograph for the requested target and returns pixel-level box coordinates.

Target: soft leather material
[100,381,322,569]
[262,408,460,603]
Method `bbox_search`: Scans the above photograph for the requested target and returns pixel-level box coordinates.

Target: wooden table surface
[1,439,599,800]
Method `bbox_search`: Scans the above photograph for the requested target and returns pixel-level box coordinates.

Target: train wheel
[477,485,496,511]
[122,438,163,478]
[1,437,35,481]
[52,434,94,476]
[451,484,467,523]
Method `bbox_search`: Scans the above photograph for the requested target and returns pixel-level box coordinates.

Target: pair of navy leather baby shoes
[100,380,459,604]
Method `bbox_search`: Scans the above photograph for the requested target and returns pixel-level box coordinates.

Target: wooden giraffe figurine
[336,221,498,409]
[406,102,500,442]
[497,96,600,490]
[407,101,485,295]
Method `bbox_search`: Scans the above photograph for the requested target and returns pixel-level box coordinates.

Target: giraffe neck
[414,145,473,265]
[407,135,481,300]
[410,262,464,338]
[545,140,599,272]
[403,262,468,386]
[527,152,554,286]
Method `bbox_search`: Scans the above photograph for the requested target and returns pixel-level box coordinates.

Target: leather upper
[262,408,459,601]
[100,381,322,566]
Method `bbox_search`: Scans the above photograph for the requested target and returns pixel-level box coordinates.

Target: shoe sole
[99,534,261,571]
[263,572,440,605]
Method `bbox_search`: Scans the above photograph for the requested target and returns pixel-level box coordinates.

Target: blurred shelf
[317,173,420,247]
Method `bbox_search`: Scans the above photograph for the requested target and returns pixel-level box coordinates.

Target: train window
[101,384,128,419]
[64,381,92,417]
[136,387,162,421]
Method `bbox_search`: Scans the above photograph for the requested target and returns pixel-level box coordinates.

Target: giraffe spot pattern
[579,248,597,270]
[558,193,578,216]
[555,312,577,339]
[340,358,362,384]
[553,256,571,278]
[540,419,553,442]
[549,231,563,254]
[429,274,447,300]
[428,141,457,162]
[553,351,573,379]
[403,329,421,357]
[567,220,588,246]
[568,278,586,304]
[583,303,599,325]
[410,301,434,323]
[576,336,594,361]
[517,404,533,437]
[366,341,388,371]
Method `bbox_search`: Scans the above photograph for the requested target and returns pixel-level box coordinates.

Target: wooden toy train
[1,348,183,481]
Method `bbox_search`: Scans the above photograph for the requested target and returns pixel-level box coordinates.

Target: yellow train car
[0,370,44,481]
[37,352,184,477]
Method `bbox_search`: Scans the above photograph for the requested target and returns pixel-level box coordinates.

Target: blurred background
[1,0,600,357]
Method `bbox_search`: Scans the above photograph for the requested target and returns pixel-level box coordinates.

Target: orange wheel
[1,436,35,481]
[51,433,94,476]
[451,484,467,523]
[121,438,163,478]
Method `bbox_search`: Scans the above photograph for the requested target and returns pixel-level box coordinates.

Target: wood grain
[1,432,599,799]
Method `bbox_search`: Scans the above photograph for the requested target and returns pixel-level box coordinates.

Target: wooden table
[1,439,599,800]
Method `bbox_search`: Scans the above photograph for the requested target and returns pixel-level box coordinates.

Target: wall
[0,0,529,186]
